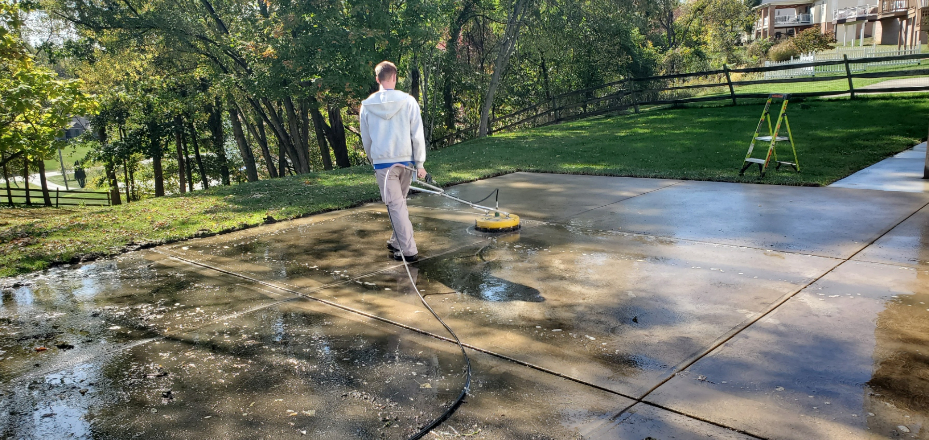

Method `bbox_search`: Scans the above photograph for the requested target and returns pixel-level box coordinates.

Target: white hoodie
[359,90,426,168]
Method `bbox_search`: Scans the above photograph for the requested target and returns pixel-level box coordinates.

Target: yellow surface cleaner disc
[475,213,520,233]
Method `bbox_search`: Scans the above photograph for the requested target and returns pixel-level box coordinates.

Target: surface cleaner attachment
[475,212,521,233]
[406,169,521,234]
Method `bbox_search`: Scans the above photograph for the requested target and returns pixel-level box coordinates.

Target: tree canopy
[8,0,764,199]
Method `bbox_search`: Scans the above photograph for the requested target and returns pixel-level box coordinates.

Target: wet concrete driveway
[2,172,928,439]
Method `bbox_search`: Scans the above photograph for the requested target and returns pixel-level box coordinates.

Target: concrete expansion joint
[591,197,929,438]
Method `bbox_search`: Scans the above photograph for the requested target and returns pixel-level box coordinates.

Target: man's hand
[417,167,427,180]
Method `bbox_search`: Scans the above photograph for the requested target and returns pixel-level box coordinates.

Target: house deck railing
[775,14,813,25]
[834,4,878,20]
[880,0,910,14]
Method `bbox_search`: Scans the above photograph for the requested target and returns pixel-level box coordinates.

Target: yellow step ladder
[739,93,800,178]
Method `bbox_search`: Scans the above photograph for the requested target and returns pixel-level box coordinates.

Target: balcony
[834,4,878,22]
[755,17,770,31]
[774,13,813,26]
[879,0,910,16]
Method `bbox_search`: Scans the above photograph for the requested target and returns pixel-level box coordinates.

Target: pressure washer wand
[404,167,511,217]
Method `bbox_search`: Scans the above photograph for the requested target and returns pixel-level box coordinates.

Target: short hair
[375,61,398,82]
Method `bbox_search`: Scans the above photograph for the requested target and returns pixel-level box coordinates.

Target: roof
[753,0,815,9]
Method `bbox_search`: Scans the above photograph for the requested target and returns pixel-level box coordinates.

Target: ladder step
[755,136,788,142]
[744,158,766,164]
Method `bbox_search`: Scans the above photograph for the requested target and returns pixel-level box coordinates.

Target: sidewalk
[830,142,929,192]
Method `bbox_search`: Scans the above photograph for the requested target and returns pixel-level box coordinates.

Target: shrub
[792,28,835,53]
[768,41,801,62]
[744,38,775,65]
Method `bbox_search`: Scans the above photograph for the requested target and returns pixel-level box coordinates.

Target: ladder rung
[755,136,788,142]
[744,158,766,164]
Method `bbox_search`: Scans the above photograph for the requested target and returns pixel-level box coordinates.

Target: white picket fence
[764,46,923,79]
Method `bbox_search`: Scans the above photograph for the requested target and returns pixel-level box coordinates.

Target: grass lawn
[42,142,93,175]
[1,95,927,277]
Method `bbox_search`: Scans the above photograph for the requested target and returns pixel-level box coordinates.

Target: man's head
[375,61,397,90]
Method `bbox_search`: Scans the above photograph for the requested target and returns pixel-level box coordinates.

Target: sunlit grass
[1,95,927,277]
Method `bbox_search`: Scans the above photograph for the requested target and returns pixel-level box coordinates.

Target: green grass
[1,95,927,277]
[42,143,93,178]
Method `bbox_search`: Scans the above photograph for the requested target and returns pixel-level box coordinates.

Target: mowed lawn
[1,95,927,277]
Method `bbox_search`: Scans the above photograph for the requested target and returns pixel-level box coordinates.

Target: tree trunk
[38,159,51,206]
[150,135,164,197]
[105,162,121,205]
[259,98,301,173]
[129,160,137,200]
[299,100,312,165]
[411,63,421,103]
[181,130,193,192]
[245,111,277,178]
[327,105,351,168]
[443,2,472,131]
[283,96,311,173]
[2,158,12,206]
[540,50,552,100]
[188,121,209,189]
[229,103,259,182]
[309,104,333,171]
[208,99,231,185]
[122,159,131,203]
[23,159,31,206]
[98,126,121,205]
[174,116,187,194]
[479,0,534,137]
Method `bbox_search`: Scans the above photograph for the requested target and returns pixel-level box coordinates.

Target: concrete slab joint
[2,172,929,439]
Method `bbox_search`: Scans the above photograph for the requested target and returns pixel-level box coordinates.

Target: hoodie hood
[361,90,409,121]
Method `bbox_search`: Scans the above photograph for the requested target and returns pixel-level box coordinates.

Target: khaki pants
[375,165,417,256]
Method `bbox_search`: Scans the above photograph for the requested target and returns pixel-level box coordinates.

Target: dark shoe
[387,243,400,252]
[391,251,418,262]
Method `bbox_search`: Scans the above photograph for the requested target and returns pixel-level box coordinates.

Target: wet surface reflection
[3,173,929,439]
[159,208,486,291]
[648,261,929,439]
[347,222,839,396]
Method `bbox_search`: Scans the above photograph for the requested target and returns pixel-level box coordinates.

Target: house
[60,116,91,140]
[753,0,818,40]
[753,0,927,46]
[872,0,928,46]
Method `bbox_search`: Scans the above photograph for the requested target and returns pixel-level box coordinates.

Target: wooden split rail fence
[3,187,112,207]
[432,52,929,149]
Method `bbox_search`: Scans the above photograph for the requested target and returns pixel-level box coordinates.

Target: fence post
[843,54,856,99]
[55,188,59,208]
[723,64,737,106]
[551,97,559,123]
[924,116,929,179]
[629,80,640,114]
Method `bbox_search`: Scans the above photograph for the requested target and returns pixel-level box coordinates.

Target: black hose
[383,166,472,439]
[470,188,499,206]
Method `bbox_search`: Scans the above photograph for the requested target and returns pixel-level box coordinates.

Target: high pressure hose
[382,164,472,440]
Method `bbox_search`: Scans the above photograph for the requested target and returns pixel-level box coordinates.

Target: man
[360,61,427,262]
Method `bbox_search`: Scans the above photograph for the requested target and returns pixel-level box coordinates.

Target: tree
[478,0,536,137]
[0,0,96,205]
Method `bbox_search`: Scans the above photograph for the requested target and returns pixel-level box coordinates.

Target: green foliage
[767,41,801,62]
[678,0,754,67]
[0,0,97,164]
[791,28,835,54]
[743,38,775,65]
